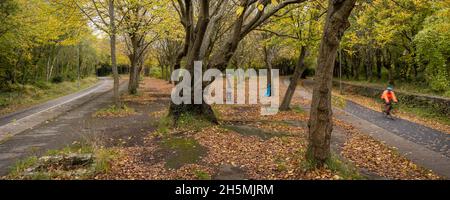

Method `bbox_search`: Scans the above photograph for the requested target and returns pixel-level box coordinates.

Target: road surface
[0,78,115,141]
[0,78,129,176]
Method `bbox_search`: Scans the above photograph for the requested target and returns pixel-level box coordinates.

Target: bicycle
[381,101,397,120]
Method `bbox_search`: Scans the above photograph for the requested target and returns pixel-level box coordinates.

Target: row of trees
[0,0,173,103]
[340,0,449,92]
[0,0,103,91]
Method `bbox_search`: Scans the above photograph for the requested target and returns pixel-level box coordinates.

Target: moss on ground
[160,137,207,169]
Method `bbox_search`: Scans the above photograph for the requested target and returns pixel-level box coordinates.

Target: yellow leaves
[256,2,265,11]
[236,6,245,16]
[6,0,90,48]
[271,0,279,6]
[258,4,265,11]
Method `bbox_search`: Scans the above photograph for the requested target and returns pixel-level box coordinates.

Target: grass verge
[93,104,137,118]
[302,151,364,180]
[6,142,119,180]
[0,77,98,116]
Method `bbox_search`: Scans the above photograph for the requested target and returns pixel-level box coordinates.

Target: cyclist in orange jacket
[381,86,398,116]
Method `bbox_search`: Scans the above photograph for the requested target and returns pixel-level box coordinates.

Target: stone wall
[333,81,450,118]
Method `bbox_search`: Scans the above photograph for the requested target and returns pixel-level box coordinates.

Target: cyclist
[381,85,398,117]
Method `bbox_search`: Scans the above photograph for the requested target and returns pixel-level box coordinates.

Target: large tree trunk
[280,46,308,111]
[169,0,218,123]
[307,0,356,166]
[137,52,145,84]
[128,58,139,94]
[109,0,120,107]
[128,35,142,95]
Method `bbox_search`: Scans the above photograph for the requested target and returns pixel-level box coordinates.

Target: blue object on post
[265,84,272,97]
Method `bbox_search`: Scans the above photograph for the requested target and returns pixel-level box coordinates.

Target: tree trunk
[128,35,142,95]
[128,56,139,94]
[137,53,145,84]
[109,0,120,107]
[159,62,165,80]
[77,44,82,88]
[382,49,394,85]
[376,49,382,80]
[280,46,307,111]
[366,48,373,82]
[168,0,217,123]
[307,0,356,166]
[343,53,350,79]
[363,50,369,81]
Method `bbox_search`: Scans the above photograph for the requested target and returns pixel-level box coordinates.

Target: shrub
[51,76,64,84]
[149,67,163,79]
[303,67,315,78]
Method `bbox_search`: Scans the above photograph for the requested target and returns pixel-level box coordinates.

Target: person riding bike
[381,86,398,116]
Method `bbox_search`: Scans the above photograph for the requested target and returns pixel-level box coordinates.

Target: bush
[97,63,112,77]
[303,67,315,78]
[149,67,163,79]
[273,57,296,76]
[96,63,130,77]
[65,74,77,82]
[51,76,64,84]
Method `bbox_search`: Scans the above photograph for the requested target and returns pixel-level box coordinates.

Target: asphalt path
[0,78,118,141]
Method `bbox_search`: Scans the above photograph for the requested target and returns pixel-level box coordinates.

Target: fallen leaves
[95,146,214,180]
[94,77,442,180]
[193,126,308,180]
[338,119,441,180]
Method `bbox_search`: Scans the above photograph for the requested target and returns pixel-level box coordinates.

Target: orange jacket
[381,90,398,103]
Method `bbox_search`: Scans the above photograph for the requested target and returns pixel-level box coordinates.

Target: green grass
[177,113,213,131]
[153,112,214,138]
[398,103,450,126]
[292,106,306,114]
[0,77,98,116]
[7,142,118,180]
[45,141,94,156]
[92,148,119,174]
[154,115,174,137]
[194,170,212,180]
[8,156,39,178]
[93,104,136,118]
[160,137,206,169]
[275,158,289,172]
[302,151,364,180]
[324,154,365,180]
